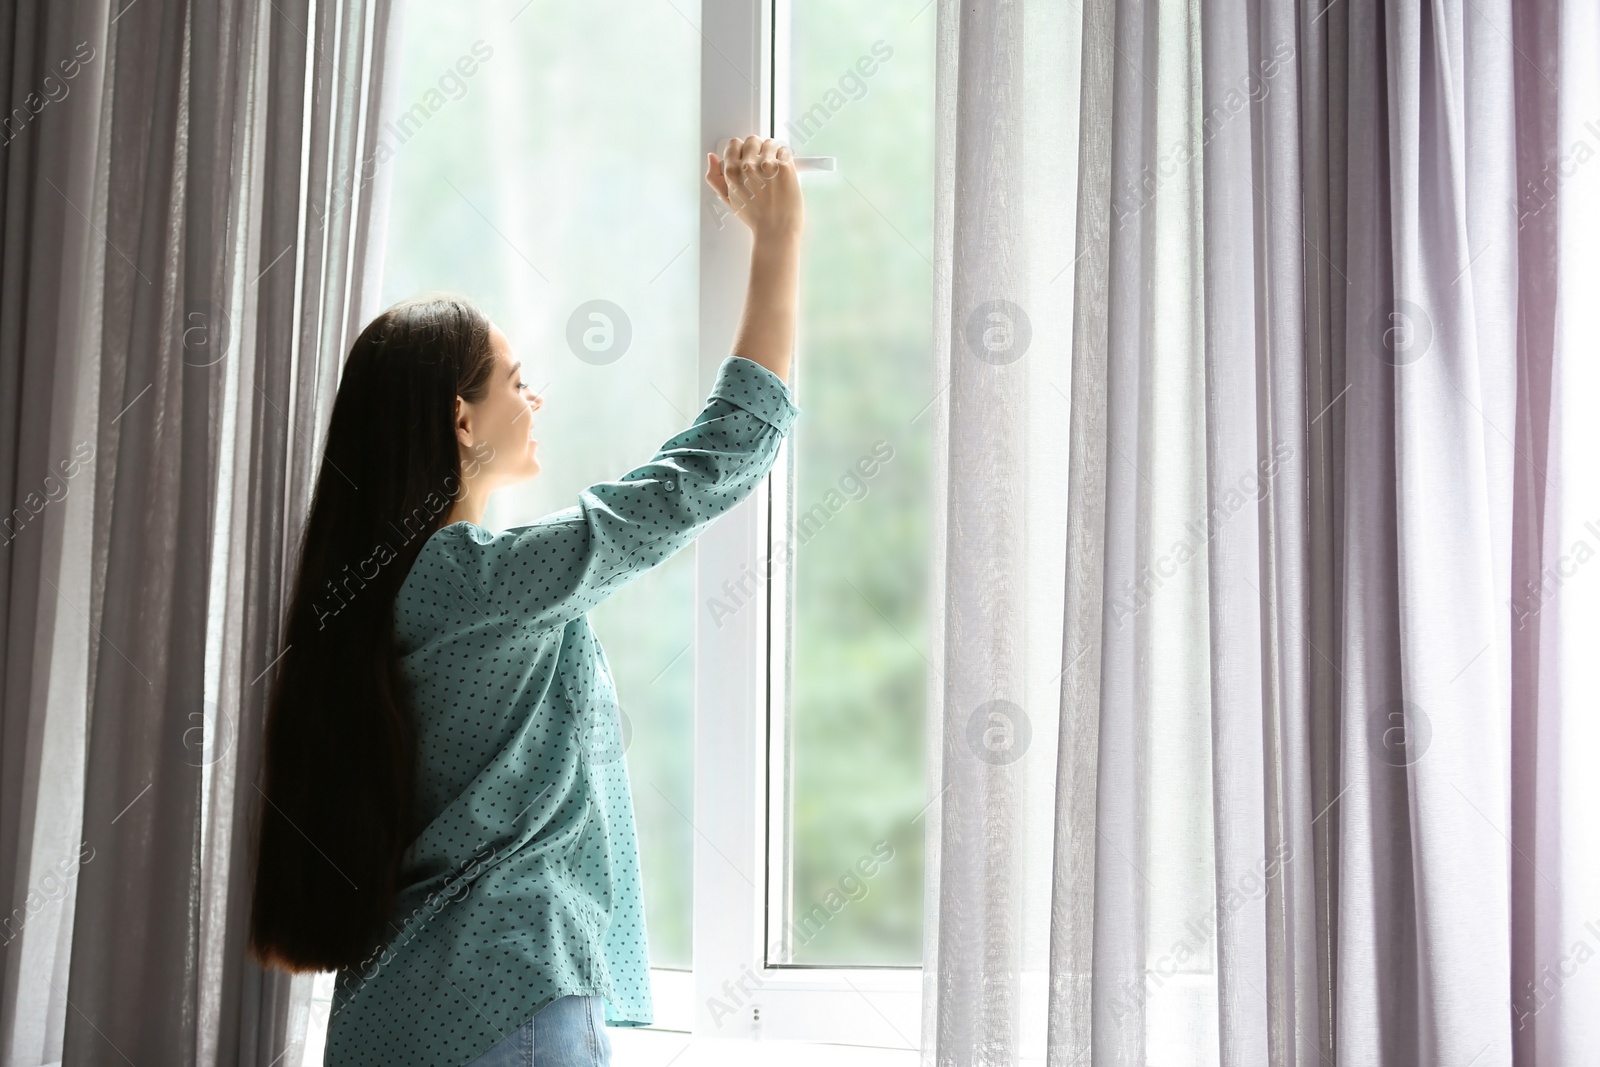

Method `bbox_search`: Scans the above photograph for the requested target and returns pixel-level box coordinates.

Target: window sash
[681,0,923,1048]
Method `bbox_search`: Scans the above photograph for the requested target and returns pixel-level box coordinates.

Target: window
[767,0,933,972]
[304,0,933,1056]
[691,0,931,1046]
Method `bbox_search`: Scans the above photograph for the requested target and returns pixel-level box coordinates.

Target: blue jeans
[462,995,612,1067]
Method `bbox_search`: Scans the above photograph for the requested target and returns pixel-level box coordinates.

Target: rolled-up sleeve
[464,355,798,631]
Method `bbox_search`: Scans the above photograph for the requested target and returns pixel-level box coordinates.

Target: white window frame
[673,0,923,1049]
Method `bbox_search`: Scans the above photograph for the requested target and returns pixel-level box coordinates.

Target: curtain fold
[1506,0,1559,1056]
[1199,1,1325,1062]
[1336,1,1521,1063]
[926,1,1598,1065]
[1526,2,1600,1061]
[0,0,395,1063]
[0,1,111,1062]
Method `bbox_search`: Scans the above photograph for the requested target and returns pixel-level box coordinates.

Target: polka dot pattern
[322,356,798,1066]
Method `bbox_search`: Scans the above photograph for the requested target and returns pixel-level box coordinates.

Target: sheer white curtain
[921,0,1600,1065]
[919,0,1082,1060]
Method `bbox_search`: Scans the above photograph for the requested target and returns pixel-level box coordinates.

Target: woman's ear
[454,395,474,453]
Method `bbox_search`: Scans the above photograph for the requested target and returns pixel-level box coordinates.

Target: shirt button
[664,480,675,490]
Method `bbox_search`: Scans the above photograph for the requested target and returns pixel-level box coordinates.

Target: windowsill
[298,971,922,1065]
[611,1028,919,1066]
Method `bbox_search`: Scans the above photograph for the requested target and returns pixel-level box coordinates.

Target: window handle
[792,156,837,173]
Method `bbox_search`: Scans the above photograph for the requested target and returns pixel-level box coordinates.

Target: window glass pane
[776,0,935,967]
[378,0,701,970]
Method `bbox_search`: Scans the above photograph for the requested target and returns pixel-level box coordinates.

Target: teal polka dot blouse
[322,356,798,1066]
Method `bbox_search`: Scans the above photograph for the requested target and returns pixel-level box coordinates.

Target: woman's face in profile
[457,324,544,490]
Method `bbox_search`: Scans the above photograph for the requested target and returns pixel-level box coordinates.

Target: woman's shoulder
[402,514,593,596]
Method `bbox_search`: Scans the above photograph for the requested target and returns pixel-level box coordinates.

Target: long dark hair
[249,294,498,972]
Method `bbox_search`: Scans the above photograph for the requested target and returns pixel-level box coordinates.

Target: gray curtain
[0,0,396,1063]
[924,0,1598,1065]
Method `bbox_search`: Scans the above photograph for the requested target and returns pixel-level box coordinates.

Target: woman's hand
[707,136,803,383]
[705,135,804,244]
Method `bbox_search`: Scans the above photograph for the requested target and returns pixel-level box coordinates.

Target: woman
[247,134,803,1066]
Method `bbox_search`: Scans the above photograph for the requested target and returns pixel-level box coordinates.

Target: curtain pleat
[1328,0,1410,1062]
[1199,0,1325,1062]
[1335,1,1520,1063]
[1527,2,1600,1061]
[64,0,213,1057]
[1396,0,1518,1053]
[0,0,111,1062]
[1048,0,1114,1055]
[1505,0,1559,1058]
[932,0,1032,1059]
[1295,0,1348,1056]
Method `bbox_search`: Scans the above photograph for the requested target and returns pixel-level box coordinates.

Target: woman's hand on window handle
[706,135,804,385]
